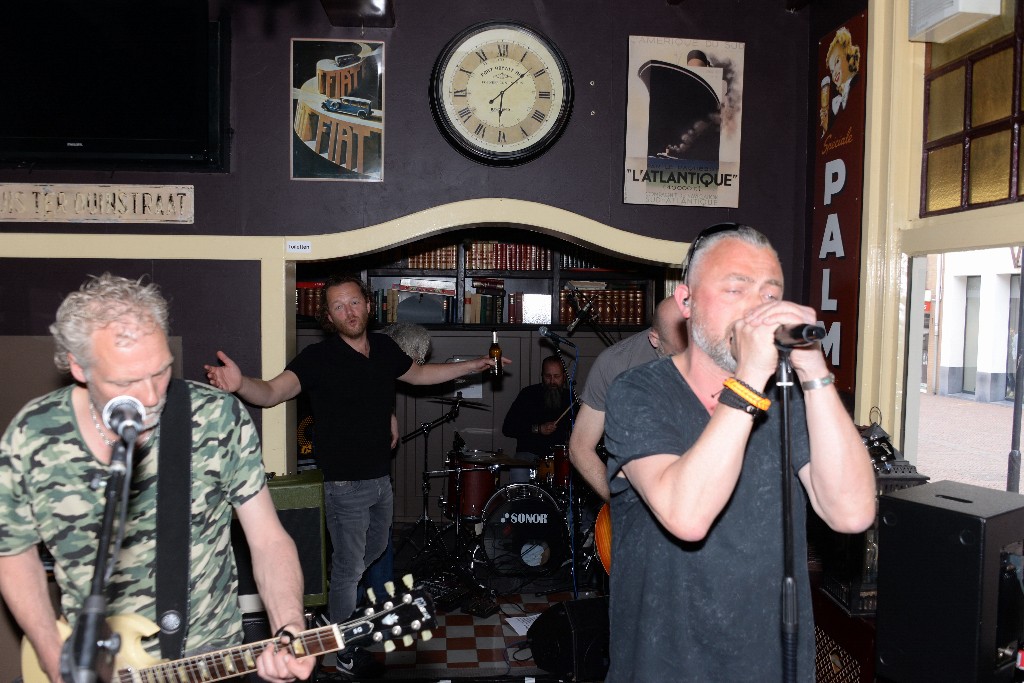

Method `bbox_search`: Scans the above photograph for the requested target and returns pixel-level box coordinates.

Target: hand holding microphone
[774,323,826,349]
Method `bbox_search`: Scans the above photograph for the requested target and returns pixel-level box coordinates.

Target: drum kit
[402,394,603,592]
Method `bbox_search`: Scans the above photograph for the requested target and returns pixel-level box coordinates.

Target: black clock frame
[428,20,574,167]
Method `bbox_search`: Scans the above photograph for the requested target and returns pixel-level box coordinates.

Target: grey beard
[689,307,737,373]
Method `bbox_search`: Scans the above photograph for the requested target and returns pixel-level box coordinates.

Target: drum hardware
[458,449,536,468]
[428,397,491,410]
[397,392,469,565]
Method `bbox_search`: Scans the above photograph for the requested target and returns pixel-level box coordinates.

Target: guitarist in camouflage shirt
[0,273,314,683]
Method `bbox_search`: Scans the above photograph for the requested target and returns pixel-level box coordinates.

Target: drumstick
[552,403,573,426]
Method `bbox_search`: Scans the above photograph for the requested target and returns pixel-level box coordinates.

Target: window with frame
[921,0,1021,216]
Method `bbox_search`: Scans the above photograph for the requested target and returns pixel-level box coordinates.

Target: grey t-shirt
[579,328,657,411]
[603,357,815,682]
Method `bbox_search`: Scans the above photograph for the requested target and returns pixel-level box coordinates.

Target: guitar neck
[118,623,347,683]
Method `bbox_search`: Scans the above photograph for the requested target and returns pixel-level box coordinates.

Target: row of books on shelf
[465,242,552,271]
[298,278,646,326]
[296,281,324,318]
[559,287,647,326]
[406,244,458,269]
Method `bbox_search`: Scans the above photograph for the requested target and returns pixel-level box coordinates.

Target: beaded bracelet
[718,385,762,417]
[722,377,772,412]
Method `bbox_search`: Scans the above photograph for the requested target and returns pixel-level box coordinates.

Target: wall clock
[429,21,573,166]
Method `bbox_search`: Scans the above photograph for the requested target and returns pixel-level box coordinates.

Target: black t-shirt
[286,333,412,481]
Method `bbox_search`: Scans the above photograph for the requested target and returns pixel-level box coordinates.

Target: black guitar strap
[156,378,192,659]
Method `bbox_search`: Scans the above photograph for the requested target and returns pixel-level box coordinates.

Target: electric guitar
[595,503,612,574]
[22,576,435,683]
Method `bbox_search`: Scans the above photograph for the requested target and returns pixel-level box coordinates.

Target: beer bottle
[489,330,502,376]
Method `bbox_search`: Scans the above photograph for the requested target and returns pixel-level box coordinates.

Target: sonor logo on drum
[502,512,549,524]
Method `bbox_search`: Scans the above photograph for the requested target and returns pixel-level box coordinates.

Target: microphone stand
[775,349,798,683]
[564,287,616,347]
[60,436,136,683]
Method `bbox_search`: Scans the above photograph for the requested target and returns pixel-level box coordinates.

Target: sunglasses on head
[680,222,744,285]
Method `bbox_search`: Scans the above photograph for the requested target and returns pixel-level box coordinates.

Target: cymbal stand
[398,395,462,563]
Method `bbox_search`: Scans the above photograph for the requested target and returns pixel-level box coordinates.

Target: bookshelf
[295,228,668,330]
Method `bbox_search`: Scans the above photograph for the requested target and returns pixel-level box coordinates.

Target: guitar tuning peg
[402,574,414,589]
[384,580,395,597]
[420,630,433,641]
[383,641,396,653]
[366,587,377,604]
[402,635,414,647]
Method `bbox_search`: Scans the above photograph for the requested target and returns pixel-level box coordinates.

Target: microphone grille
[101,395,146,430]
[538,326,549,337]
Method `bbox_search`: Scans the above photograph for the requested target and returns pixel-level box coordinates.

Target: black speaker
[528,596,609,682]
[233,470,328,610]
[876,480,1024,682]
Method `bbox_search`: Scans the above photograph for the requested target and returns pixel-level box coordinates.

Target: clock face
[430,21,573,166]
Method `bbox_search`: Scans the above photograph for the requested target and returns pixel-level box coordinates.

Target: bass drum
[482,484,567,576]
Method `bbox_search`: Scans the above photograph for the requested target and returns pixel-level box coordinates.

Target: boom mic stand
[564,285,616,347]
[60,436,137,683]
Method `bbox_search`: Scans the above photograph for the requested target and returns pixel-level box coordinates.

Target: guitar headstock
[339,575,437,653]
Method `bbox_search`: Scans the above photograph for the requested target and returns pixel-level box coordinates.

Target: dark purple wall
[0,1,813,270]
[0,1,832,431]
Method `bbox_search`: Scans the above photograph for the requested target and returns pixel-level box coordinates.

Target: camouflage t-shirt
[0,380,267,656]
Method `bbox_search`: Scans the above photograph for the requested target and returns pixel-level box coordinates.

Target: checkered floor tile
[366,590,593,675]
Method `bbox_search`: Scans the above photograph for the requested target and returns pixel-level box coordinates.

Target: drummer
[501,355,574,483]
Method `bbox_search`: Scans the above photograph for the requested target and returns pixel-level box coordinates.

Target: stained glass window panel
[928,68,965,142]
[972,48,1013,126]
[926,144,964,212]
[969,131,1011,204]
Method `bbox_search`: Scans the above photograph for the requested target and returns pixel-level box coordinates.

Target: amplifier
[233,469,328,611]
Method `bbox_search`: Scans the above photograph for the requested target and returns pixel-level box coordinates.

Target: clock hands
[488,67,529,106]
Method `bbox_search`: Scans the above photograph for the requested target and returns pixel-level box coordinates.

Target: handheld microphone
[538,326,577,347]
[101,396,146,442]
[774,324,826,349]
[566,298,594,335]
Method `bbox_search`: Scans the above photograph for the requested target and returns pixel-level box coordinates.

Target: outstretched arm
[205,350,301,407]
[399,356,510,385]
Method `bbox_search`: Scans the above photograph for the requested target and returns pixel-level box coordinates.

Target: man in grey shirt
[568,296,686,501]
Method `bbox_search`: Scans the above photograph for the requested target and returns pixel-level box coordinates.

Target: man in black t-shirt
[206,275,505,679]
[502,356,572,481]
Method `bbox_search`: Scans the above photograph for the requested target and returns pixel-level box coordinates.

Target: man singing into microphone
[602,224,876,681]
[0,273,313,683]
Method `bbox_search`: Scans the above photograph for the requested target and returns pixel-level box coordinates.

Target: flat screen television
[0,0,227,170]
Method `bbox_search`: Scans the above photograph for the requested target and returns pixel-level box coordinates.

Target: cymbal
[428,397,490,410]
[458,450,535,468]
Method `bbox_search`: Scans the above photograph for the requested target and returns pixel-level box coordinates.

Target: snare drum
[441,458,497,520]
[551,444,571,488]
[537,445,572,489]
[481,484,567,575]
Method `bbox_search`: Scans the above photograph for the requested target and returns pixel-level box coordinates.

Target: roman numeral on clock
[457,107,472,122]
[531,110,546,123]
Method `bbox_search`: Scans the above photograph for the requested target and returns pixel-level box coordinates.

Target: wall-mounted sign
[811,12,868,400]
[623,36,745,208]
[0,183,193,223]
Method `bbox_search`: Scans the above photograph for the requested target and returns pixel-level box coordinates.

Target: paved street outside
[913,391,1024,491]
